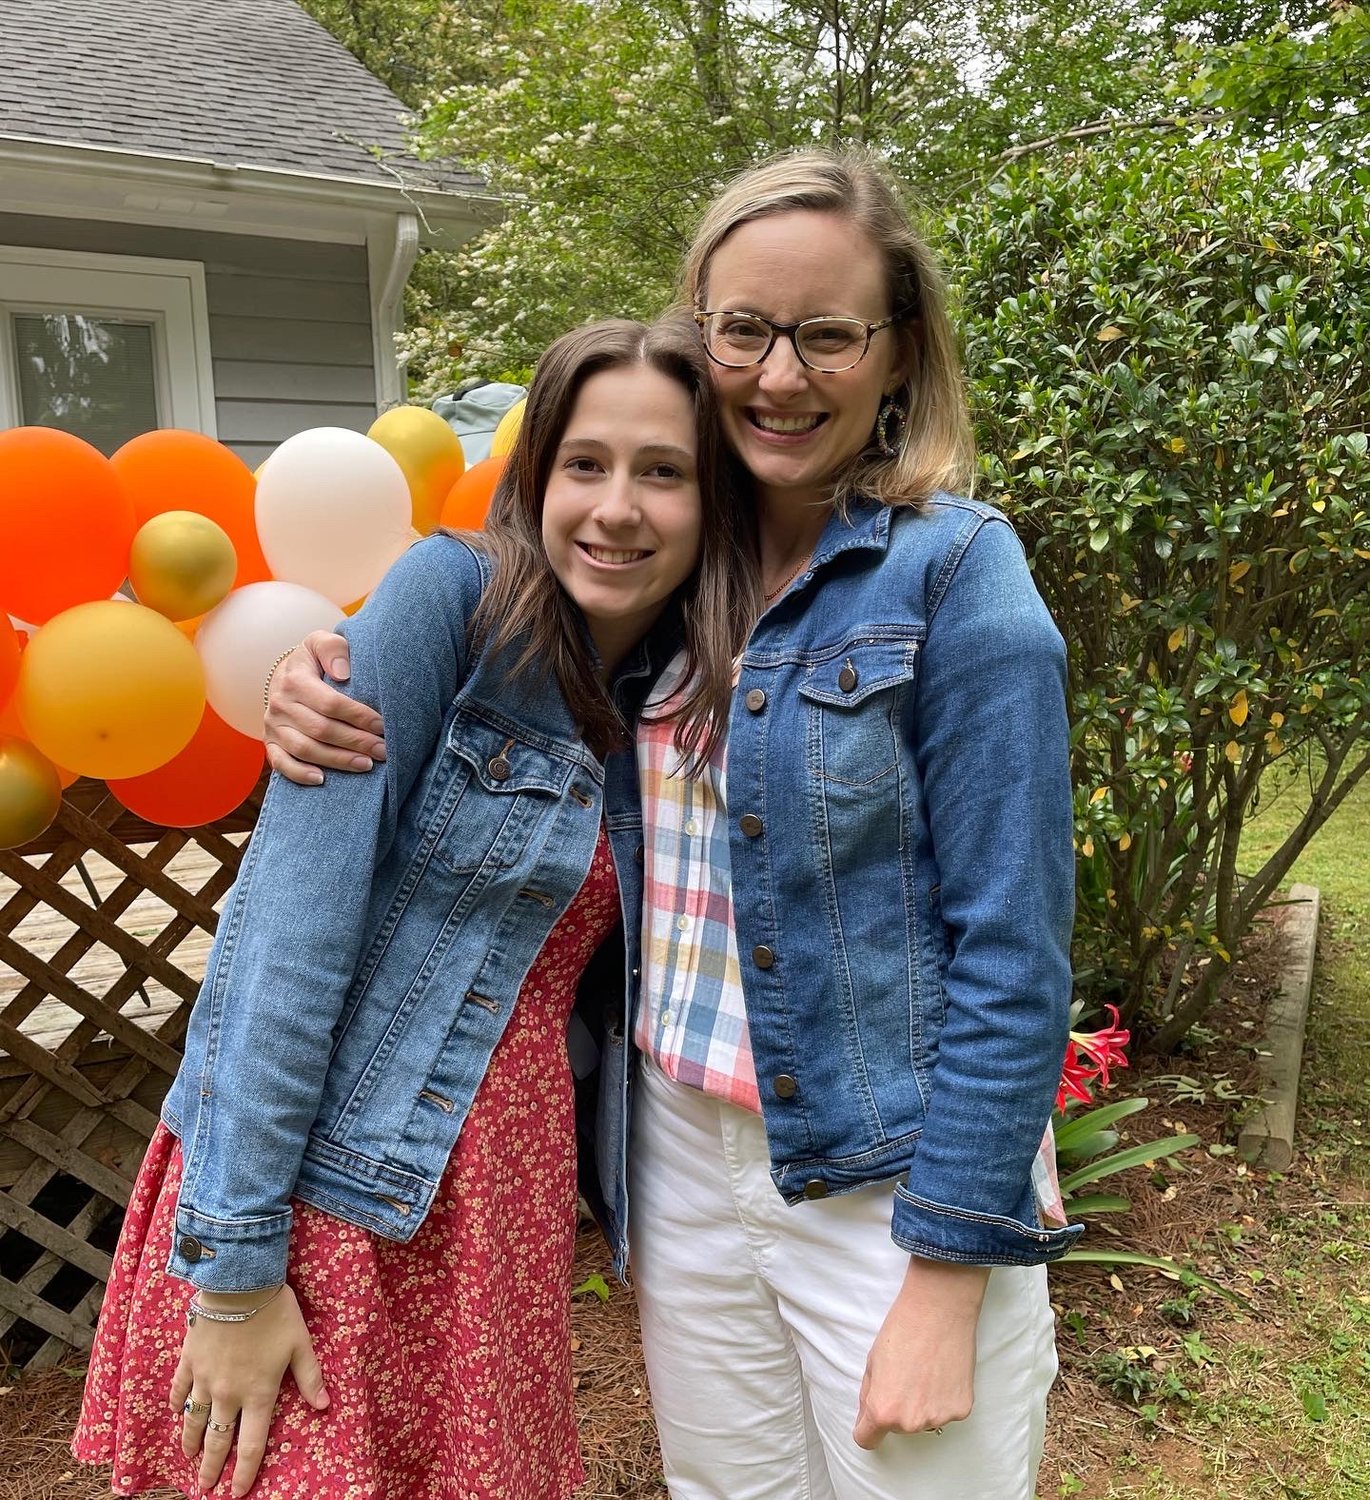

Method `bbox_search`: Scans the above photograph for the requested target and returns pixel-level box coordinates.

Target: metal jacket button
[745,688,767,712]
[739,813,763,838]
[837,662,858,692]
[752,944,775,969]
[772,1073,797,1099]
[178,1235,204,1263]
[487,755,512,781]
[803,1179,829,1200]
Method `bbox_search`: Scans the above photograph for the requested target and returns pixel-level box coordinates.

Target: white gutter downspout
[368,212,420,411]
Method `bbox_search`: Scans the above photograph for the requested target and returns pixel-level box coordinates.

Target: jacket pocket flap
[798,638,922,707]
[445,714,576,796]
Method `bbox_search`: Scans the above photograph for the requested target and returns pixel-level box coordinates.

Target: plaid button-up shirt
[634,651,761,1112]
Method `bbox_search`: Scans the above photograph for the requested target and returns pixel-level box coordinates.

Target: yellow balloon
[129,510,238,621]
[0,736,63,849]
[367,407,466,536]
[491,399,526,459]
[16,601,205,779]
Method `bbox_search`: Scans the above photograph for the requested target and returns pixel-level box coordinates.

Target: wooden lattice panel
[0,780,262,1372]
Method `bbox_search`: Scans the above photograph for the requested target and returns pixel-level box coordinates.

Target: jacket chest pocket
[429,714,578,875]
[797,638,922,788]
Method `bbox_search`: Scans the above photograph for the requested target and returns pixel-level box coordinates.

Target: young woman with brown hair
[73,316,754,1500]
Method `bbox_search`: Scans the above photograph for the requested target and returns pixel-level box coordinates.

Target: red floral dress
[74,828,619,1500]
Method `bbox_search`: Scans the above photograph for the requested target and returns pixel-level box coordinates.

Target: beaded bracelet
[186,1283,285,1328]
[262,647,298,718]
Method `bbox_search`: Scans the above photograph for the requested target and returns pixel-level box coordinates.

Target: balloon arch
[0,400,524,849]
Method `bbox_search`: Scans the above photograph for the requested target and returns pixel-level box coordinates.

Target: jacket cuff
[166,1206,293,1292]
[891,1184,1083,1266]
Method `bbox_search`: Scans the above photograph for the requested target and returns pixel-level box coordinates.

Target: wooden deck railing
[0,780,263,1372]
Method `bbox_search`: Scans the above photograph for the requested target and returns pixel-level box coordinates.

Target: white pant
[629,1058,1059,1500]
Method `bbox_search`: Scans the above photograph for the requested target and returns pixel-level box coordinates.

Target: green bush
[951,134,1370,1048]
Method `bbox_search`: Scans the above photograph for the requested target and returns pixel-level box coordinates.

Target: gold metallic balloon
[0,735,63,849]
[129,511,238,621]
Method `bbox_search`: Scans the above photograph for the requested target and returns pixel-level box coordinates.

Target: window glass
[13,313,159,455]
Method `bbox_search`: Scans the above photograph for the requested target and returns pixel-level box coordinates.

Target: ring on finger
[182,1398,212,1417]
[206,1417,235,1434]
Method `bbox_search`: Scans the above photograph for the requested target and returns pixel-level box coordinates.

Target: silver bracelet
[186,1283,285,1328]
[262,647,297,718]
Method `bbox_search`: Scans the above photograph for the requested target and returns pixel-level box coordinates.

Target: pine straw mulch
[1042,908,1370,1497]
[5,905,1349,1500]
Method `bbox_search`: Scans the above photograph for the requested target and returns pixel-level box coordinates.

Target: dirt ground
[2,912,1345,1500]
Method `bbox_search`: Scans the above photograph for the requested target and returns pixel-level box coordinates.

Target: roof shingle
[0,0,481,194]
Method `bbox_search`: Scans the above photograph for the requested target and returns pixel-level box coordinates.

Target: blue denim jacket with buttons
[165,497,1081,1289]
[592,494,1084,1269]
[161,533,660,1292]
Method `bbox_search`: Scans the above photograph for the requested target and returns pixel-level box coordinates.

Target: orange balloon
[16,600,205,780]
[108,707,265,828]
[0,427,137,624]
[0,692,76,786]
[0,614,19,711]
[438,457,506,531]
[111,430,270,589]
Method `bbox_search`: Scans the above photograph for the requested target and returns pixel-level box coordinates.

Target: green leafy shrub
[952,133,1370,1047]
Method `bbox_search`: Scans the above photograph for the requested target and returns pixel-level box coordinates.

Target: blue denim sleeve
[891,516,1083,1266]
[168,536,482,1291]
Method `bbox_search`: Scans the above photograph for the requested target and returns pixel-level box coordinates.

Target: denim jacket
[592,496,1083,1270]
[161,534,661,1292]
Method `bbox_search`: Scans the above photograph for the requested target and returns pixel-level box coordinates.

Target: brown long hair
[678,147,975,509]
[468,317,757,770]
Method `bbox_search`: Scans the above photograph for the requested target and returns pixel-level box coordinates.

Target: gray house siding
[0,213,378,467]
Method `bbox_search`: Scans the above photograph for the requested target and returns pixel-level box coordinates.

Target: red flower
[1073,1004,1130,1088]
[1055,1040,1098,1112]
[1056,1006,1131,1110]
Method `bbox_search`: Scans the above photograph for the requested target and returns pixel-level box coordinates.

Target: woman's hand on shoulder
[852,1256,989,1449]
[264,631,382,784]
[169,1283,327,1497]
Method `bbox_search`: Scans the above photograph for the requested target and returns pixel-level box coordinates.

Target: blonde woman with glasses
[265,148,1080,1500]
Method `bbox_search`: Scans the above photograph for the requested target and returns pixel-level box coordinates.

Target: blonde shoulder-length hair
[676,147,975,509]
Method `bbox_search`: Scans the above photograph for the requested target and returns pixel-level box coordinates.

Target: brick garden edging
[1237,882,1320,1172]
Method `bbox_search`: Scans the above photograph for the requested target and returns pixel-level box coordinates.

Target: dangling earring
[876,395,907,458]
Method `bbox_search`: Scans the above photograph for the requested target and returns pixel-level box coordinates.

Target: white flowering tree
[302,0,1346,395]
[387,0,1170,392]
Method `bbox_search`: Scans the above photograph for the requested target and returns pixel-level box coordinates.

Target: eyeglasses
[693,309,900,374]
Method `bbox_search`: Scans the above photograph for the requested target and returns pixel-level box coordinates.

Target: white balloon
[196,581,344,739]
[255,428,412,605]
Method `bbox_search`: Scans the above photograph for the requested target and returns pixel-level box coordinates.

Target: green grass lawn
[1051,766,1370,1499]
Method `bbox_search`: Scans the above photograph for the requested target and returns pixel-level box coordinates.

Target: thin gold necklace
[763,554,811,604]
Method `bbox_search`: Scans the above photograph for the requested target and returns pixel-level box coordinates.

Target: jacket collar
[811,498,892,570]
[764,500,891,616]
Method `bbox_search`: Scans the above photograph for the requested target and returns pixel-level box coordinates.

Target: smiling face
[701,209,904,512]
[541,362,703,673]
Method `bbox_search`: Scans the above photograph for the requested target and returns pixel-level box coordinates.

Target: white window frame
[0,246,217,436]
